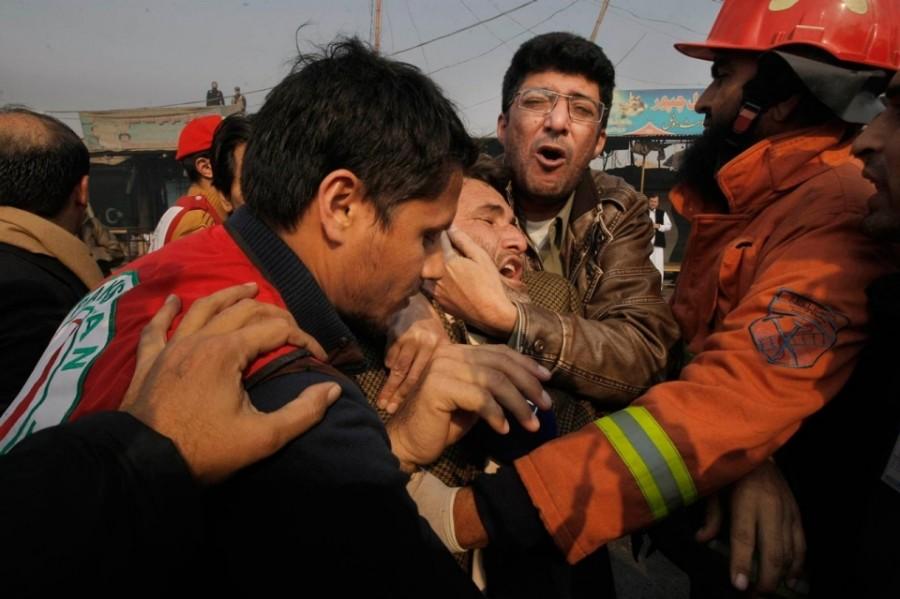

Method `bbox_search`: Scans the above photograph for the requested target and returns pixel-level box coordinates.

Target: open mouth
[535,144,567,168]
[498,255,524,282]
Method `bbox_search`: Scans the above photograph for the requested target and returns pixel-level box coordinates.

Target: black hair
[464,154,511,198]
[0,106,90,218]
[502,32,616,128]
[211,113,252,198]
[243,37,477,230]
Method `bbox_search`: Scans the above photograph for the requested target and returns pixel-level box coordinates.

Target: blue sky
[0,0,720,136]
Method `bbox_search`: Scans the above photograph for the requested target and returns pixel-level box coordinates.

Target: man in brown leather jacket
[435,32,679,407]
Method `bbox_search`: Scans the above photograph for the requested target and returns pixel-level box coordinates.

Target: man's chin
[522,169,578,203]
[339,310,389,340]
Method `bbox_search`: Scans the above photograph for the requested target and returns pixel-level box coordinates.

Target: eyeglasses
[512,88,606,124]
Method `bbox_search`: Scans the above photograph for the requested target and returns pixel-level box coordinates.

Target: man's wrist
[483,299,518,337]
[453,486,489,549]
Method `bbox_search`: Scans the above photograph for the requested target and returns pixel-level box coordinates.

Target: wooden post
[590,0,610,42]
[373,0,383,52]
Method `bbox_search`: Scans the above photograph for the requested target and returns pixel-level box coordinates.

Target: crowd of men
[0,0,897,597]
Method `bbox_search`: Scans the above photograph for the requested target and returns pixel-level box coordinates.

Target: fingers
[171,282,258,341]
[442,378,509,435]
[384,346,432,414]
[694,494,722,543]
[728,501,757,592]
[447,227,491,264]
[136,294,182,362]
[378,342,417,410]
[454,345,552,407]
[787,513,806,588]
[254,382,342,457]
[434,345,551,432]
[121,294,181,410]
[222,317,320,372]
[203,298,325,360]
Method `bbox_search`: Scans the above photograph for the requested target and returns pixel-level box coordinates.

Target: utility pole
[373,0,383,52]
[590,0,610,43]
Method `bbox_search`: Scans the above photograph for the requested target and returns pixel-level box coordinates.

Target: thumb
[258,382,342,451]
[447,227,489,263]
[695,494,723,543]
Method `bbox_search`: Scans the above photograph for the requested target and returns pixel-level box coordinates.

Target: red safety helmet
[675,0,899,71]
[175,115,222,160]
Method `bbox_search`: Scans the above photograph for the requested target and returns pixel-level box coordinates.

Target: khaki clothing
[0,206,102,290]
[169,184,232,242]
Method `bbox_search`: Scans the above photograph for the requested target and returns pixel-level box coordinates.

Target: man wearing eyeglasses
[434,32,679,413]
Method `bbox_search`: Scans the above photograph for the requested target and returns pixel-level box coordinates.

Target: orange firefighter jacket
[513,122,895,563]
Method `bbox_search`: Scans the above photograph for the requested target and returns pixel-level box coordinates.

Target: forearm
[515,299,678,405]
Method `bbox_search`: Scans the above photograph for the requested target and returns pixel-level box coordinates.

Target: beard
[676,121,745,211]
[339,309,388,342]
[502,281,531,305]
[861,207,900,243]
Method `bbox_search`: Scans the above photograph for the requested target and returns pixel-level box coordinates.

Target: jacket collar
[570,170,601,222]
[673,122,856,219]
[225,207,364,368]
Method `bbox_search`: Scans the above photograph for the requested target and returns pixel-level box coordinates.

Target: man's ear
[73,175,89,208]
[593,129,608,159]
[315,169,368,244]
[195,156,214,180]
[496,112,509,148]
[768,94,803,124]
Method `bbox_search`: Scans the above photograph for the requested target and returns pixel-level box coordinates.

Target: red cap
[175,115,222,160]
[675,0,899,71]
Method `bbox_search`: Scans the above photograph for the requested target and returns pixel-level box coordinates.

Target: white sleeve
[659,210,672,233]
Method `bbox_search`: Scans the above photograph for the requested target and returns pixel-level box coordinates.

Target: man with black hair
[402,4,898,596]
[149,114,236,250]
[411,31,679,410]
[0,107,103,413]
[0,39,549,597]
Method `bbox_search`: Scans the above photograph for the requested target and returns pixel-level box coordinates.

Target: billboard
[80,105,240,153]
[607,89,705,137]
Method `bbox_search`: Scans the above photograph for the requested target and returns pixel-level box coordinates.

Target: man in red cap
[399,2,898,596]
[150,114,237,250]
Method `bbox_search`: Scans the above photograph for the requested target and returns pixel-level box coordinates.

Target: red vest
[149,194,224,251]
[0,225,295,452]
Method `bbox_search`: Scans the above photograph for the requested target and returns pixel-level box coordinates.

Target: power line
[615,32,646,67]
[609,2,705,35]
[426,0,579,76]
[389,0,536,56]
[618,74,707,87]
[405,0,431,70]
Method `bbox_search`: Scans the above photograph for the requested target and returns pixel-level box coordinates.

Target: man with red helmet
[149,114,238,250]
[415,1,899,595]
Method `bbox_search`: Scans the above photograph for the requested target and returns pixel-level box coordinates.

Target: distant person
[648,193,671,285]
[232,86,246,112]
[149,115,237,250]
[206,80,225,106]
[80,203,126,275]
[0,107,103,413]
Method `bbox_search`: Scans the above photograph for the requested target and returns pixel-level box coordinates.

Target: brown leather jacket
[512,170,680,408]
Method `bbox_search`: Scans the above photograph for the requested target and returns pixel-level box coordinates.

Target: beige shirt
[520,191,575,277]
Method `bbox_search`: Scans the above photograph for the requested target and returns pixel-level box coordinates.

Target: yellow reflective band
[627,406,698,506]
[595,416,669,520]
